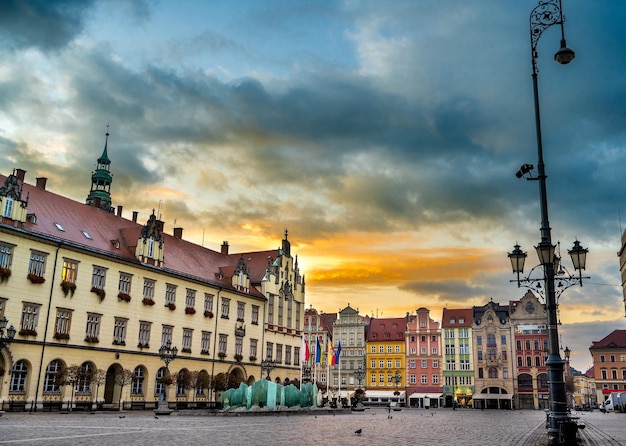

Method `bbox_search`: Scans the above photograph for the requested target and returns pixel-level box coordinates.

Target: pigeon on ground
[355,429,362,435]
[119,415,125,419]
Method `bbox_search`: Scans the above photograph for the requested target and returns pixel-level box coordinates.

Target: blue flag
[336,341,342,362]
[315,337,321,363]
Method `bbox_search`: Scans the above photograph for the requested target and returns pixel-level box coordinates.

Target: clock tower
[86,127,114,212]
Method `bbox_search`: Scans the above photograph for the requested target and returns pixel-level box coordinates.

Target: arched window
[76,362,93,393]
[537,373,549,390]
[518,373,533,389]
[488,367,498,379]
[43,360,63,393]
[131,366,145,395]
[9,360,28,392]
[177,369,190,396]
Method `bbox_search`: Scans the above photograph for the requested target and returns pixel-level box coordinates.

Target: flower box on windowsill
[204,310,214,318]
[200,350,210,355]
[166,303,176,311]
[137,342,149,349]
[218,352,226,360]
[27,273,45,284]
[117,292,131,303]
[185,307,196,315]
[91,286,106,301]
[85,336,100,344]
[237,318,245,323]
[19,328,37,337]
[234,354,243,362]
[54,332,70,341]
[60,281,76,297]
[182,348,192,353]
[0,267,12,282]
[142,298,155,306]
[112,340,126,346]
[249,356,257,362]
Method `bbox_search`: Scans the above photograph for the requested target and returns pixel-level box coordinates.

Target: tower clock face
[525,302,535,314]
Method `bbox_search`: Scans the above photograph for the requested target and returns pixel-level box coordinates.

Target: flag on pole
[327,340,335,366]
[335,341,342,365]
[315,337,321,363]
[302,336,310,363]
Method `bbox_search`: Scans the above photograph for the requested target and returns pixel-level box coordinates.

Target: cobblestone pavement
[0,408,621,446]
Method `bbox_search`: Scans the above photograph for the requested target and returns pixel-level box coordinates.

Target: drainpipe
[209,288,221,402]
[32,242,62,412]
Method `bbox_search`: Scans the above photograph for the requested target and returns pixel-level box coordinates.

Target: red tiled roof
[441,308,473,328]
[366,317,406,342]
[590,329,626,350]
[1,173,280,297]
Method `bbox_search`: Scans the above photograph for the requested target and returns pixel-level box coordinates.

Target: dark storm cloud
[0,0,95,50]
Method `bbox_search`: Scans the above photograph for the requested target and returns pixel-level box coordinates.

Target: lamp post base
[154,401,174,416]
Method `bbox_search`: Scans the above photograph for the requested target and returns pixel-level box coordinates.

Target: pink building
[405,308,442,408]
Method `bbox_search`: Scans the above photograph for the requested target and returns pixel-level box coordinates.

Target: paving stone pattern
[0,408,622,446]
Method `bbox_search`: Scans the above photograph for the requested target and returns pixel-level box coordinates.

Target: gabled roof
[0,172,281,297]
[367,317,406,342]
[590,329,626,350]
[441,308,473,328]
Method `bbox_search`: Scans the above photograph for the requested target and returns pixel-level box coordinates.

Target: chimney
[36,177,47,190]
[93,197,101,209]
[221,241,229,255]
[132,211,138,223]
[15,169,26,182]
[117,205,123,217]
[173,227,183,239]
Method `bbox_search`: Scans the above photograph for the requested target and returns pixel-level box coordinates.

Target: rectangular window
[249,339,258,359]
[421,360,427,369]
[387,345,392,353]
[61,259,78,283]
[201,331,211,354]
[138,321,151,348]
[185,289,196,309]
[409,360,416,368]
[237,301,245,321]
[501,335,507,345]
[91,265,107,289]
[432,374,439,384]
[287,298,292,328]
[28,250,47,278]
[20,303,41,333]
[118,272,132,295]
[54,308,72,338]
[113,318,128,345]
[204,293,214,313]
[221,298,230,318]
[0,242,14,269]
[143,278,155,302]
[161,325,173,347]
[387,360,392,368]
[276,344,283,363]
[433,360,438,368]
[432,347,437,354]
[219,334,228,354]
[85,313,101,342]
[395,359,401,368]
[277,294,284,326]
[235,337,243,356]
[421,374,428,384]
[182,328,193,352]
[165,284,177,305]
[410,374,417,384]
[379,374,384,383]
[285,345,292,365]
[251,305,259,324]
[477,336,482,346]
[266,342,274,359]
[2,197,13,218]
[295,301,301,330]
[268,295,274,324]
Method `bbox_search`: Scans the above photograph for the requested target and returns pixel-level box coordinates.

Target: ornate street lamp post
[353,362,366,389]
[508,1,583,443]
[0,316,16,349]
[261,357,276,380]
[393,371,402,406]
[157,340,178,413]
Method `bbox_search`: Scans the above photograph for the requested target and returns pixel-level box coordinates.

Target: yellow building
[0,147,305,412]
[364,317,406,406]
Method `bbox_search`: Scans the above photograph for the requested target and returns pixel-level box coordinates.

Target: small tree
[177,369,193,399]
[92,369,106,407]
[115,369,135,411]
[55,364,83,412]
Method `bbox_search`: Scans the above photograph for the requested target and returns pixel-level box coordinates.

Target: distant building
[510,291,549,410]
[472,299,514,409]
[441,307,474,408]
[405,307,442,408]
[589,329,626,403]
[330,304,366,396]
[365,316,406,406]
[303,307,335,389]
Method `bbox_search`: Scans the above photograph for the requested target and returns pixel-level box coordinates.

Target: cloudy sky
[1,0,625,372]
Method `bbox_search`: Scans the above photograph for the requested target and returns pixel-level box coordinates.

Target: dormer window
[147,237,155,258]
[82,231,92,240]
[3,197,13,218]
[54,222,65,232]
